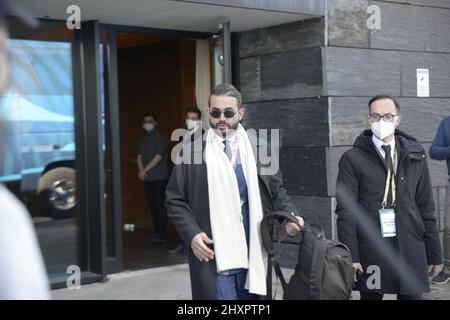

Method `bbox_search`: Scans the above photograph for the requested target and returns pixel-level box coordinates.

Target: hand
[428,264,443,278]
[138,170,147,181]
[353,262,363,273]
[191,233,215,262]
[285,216,304,236]
[353,263,363,282]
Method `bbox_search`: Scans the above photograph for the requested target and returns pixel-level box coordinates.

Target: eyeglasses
[209,108,237,119]
[369,113,397,122]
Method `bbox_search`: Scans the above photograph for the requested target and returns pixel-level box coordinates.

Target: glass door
[0,19,82,283]
[100,28,123,274]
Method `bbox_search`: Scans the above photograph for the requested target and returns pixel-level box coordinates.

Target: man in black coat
[336,95,443,300]
[165,84,303,300]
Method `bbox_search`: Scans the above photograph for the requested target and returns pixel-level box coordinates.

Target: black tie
[381,145,394,172]
[381,144,394,206]
[223,140,232,161]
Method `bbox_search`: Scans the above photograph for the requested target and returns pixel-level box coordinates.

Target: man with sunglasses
[335,95,442,300]
[0,1,49,299]
[166,83,303,300]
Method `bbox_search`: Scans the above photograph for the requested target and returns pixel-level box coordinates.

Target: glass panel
[0,24,79,280]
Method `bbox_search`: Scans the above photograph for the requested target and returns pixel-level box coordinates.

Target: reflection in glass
[0,38,78,277]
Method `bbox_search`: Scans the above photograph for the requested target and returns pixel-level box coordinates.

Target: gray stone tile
[260,47,323,100]
[291,195,334,238]
[239,18,325,58]
[370,1,426,52]
[323,47,402,96]
[326,146,351,197]
[280,147,328,197]
[239,56,261,103]
[400,52,450,97]
[324,47,450,97]
[243,97,329,148]
[328,0,370,48]
[425,7,450,53]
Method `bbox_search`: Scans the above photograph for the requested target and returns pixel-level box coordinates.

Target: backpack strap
[308,238,328,300]
[261,211,301,293]
[260,210,300,256]
[271,256,288,291]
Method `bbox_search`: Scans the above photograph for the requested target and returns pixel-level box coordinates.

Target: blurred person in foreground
[0,0,49,300]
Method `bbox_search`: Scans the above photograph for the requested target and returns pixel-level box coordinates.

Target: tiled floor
[123,230,188,271]
[52,264,450,300]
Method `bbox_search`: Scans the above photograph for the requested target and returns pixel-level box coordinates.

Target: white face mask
[371,120,395,140]
[186,119,200,131]
[143,123,154,132]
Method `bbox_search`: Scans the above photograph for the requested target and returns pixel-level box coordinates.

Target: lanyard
[382,168,396,208]
[230,135,240,168]
[227,135,240,169]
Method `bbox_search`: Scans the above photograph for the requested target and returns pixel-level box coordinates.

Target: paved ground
[52,264,450,300]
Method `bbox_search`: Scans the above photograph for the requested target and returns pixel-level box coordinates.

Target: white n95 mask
[371,120,395,140]
[186,119,200,131]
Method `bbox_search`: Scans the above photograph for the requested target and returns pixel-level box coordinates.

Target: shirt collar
[372,134,396,154]
[214,130,237,145]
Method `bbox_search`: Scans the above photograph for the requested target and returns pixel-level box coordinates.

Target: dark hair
[209,83,243,109]
[144,112,157,121]
[368,95,400,113]
[186,106,202,119]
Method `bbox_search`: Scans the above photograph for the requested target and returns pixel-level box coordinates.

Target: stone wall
[238,0,450,267]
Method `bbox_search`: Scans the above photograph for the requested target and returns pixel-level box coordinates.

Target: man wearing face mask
[185,106,204,140]
[336,95,443,300]
[168,106,204,255]
[137,112,169,244]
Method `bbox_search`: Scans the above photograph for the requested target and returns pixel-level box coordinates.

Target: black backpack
[261,211,355,300]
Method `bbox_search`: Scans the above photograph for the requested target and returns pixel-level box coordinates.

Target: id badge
[379,208,396,238]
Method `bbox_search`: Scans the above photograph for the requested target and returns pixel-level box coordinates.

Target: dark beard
[209,120,239,138]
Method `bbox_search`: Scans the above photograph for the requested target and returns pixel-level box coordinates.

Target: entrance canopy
[15,0,324,32]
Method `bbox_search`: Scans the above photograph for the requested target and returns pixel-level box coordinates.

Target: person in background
[138,112,169,244]
[429,116,450,284]
[185,105,204,141]
[0,0,50,300]
[168,106,204,255]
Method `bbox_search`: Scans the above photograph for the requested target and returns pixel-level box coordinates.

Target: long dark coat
[336,129,442,295]
[165,134,298,300]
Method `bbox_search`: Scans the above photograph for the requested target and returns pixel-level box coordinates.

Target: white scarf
[205,124,267,296]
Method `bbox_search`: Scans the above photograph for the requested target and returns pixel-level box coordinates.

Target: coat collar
[354,129,426,170]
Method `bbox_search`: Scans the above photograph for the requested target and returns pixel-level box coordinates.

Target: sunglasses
[209,108,237,119]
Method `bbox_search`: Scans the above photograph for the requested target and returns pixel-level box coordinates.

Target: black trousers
[144,179,168,239]
[360,292,423,300]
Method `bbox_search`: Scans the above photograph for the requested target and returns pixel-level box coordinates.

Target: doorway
[116,33,197,270]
